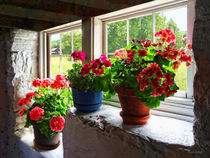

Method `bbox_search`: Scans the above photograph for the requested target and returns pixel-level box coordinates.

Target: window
[96,0,195,122]
[49,30,82,78]
[40,21,82,78]
[39,0,195,121]
[105,6,189,94]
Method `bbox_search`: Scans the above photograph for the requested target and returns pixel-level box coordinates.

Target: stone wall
[193,0,210,157]
[0,28,13,158]
[0,27,43,158]
[63,106,200,158]
[6,29,38,137]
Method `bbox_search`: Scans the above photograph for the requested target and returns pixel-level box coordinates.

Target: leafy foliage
[18,75,72,137]
[25,88,71,136]
[66,53,115,98]
[112,29,191,108]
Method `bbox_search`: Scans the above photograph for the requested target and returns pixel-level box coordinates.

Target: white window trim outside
[39,20,82,79]
[94,0,195,122]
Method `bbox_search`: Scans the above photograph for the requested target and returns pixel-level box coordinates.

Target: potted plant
[112,29,192,124]
[18,74,71,150]
[66,51,114,112]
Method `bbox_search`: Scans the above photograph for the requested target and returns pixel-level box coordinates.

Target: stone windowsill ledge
[69,104,194,146]
[63,104,200,158]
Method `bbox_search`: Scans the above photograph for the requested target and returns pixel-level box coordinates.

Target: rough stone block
[64,105,200,158]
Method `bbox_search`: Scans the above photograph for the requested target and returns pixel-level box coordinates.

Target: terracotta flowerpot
[116,87,151,125]
[33,126,60,150]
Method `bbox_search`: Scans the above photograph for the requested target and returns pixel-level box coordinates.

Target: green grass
[174,62,187,91]
[51,56,72,78]
[51,57,187,91]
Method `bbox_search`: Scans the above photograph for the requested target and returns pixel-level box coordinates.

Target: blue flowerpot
[71,87,102,112]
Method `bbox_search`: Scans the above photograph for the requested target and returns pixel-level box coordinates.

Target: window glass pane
[50,34,60,55]
[50,29,81,78]
[155,7,187,92]
[62,56,72,75]
[174,63,187,91]
[155,7,187,49]
[61,32,72,55]
[50,34,60,78]
[129,15,153,42]
[107,20,127,53]
[50,56,60,78]
[73,29,82,52]
[107,54,115,58]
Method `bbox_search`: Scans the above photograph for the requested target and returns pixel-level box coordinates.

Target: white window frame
[39,20,82,79]
[95,0,195,122]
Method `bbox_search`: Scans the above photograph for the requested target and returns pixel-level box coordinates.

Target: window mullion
[186,0,195,99]
[152,13,156,43]
[59,34,62,74]
[71,31,74,64]
[127,19,129,45]
[105,23,108,54]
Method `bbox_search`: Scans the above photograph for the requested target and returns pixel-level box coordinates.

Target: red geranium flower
[51,74,67,89]
[71,51,86,62]
[50,116,65,132]
[137,63,163,92]
[127,50,135,63]
[172,61,180,70]
[40,103,45,107]
[51,80,67,89]
[138,49,147,57]
[142,39,152,48]
[81,64,91,77]
[188,44,192,50]
[155,29,176,44]
[18,98,28,106]
[25,92,36,99]
[90,58,106,76]
[19,108,26,116]
[32,79,43,87]
[29,106,44,121]
[56,74,66,81]
[103,59,112,68]
[42,79,52,88]
[97,68,104,76]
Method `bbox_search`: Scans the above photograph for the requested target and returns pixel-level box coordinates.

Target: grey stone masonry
[5,29,38,137]
[0,28,12,158]
[0,28,42,158]
[63,105,201,158]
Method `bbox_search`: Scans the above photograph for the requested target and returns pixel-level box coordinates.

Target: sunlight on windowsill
[71,104,194,147]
